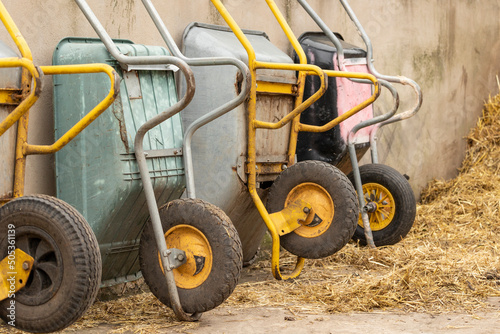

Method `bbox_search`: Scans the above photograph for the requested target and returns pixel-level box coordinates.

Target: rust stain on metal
[111,99,129,153]
[235,71,243,94]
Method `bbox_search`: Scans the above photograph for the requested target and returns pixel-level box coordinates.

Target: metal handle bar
[208,0,326,281]
[296,0,422,131]
[336,0,423,162]
[295,0,420,247]
[0,58,41,137]
[74,0,201,321]
[347,79,399,247]
[24,64,119,155]
[260,0,381,134]
[209,0,329,130]
[253,61,329,129]
[133,62,198,322]
[0,1,32,60]
[74,0,190,71]
[298,69,380,133]
[139,0,252,199]
[0,1,40,137]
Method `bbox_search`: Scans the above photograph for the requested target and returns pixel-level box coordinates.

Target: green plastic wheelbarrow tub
[53,37,184,286]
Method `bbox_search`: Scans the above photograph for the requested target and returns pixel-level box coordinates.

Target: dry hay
[1,82,500,332]
[229,80,500,315]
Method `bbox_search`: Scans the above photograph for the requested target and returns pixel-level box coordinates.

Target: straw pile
[228,80,500,315]
[1,83,499,333]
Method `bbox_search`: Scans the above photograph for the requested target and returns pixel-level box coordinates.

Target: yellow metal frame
[0,1,119,203]
[210,0,380,280]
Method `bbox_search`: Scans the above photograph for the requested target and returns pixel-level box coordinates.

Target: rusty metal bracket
[0,88,22,106]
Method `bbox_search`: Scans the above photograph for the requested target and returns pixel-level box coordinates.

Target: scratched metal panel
[0,41,21,199]
[181,23,296,262]
[254,95,294,172]
[53,38,184,284]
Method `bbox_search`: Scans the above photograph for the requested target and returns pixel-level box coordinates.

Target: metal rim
[159,224,213,289]
[285,182,334,238]
[360,182,396,231]
[12,226,64,306]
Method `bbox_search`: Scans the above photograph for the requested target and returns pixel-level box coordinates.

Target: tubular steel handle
[338,0,423,125]
[298,70,380,133]
[0,0,32,60]
[260,0,382,134]
[0,0,40,137]
[133,59,198,322]
[0,58,42,138]
[299,0,422,127]
[138,0,252,199]
[24,64,120,155]
[74,0,201,321]
[252,61,329,130]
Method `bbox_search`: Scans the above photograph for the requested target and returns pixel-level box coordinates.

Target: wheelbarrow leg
[134,142,201,321]
[132,59,201,321]
[348,141,376,248]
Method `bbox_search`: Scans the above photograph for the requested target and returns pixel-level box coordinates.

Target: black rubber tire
[0,195,101,333]
[139,198,242,314]
[266,160,358,259]
[347,164,416,246]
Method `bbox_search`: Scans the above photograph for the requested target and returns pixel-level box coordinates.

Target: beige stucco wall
[1,0,499,198]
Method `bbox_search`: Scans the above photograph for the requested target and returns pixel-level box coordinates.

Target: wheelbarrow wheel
[139,198,242,314]
[266,160,358,259]
[0,195,101,333]
[348,164,416,246]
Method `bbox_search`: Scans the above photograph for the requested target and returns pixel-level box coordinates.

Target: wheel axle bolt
[22,262,30,270]
[365,202,377,213]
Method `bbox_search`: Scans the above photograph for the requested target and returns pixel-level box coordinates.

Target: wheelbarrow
[180,0,381,280]
[294,0,423,247]
[0,0,250,331]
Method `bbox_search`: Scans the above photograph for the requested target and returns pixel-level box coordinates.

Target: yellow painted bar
[0,1,32,60]
[210,0,256,65]
[0,0,35,199]
[265,0,307,65]
[0,58,41,138]
[0,249,34,301]
[249,183,306,279]
[13,114,28,198]
[298,70,380,133]
[264,0,307,165]
[211,2,306,279]
[23,64,119,155]
[256,81,295,95]
[0,89,22,105]
[210,0,314,280]
[253,60,327,130]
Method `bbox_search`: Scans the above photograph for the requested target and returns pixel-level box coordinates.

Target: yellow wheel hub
[285,182,334,238]
[359,183,396,231]
[158,225,212,289]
